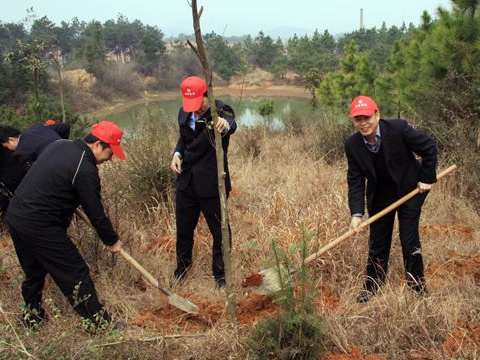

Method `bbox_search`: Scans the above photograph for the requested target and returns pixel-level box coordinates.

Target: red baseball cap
[45,119,56,125]
[181,76,207,112]
[350,96,379,118]
[91,121,126,160]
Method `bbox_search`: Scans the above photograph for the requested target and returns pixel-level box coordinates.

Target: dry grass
[0,128,479,359]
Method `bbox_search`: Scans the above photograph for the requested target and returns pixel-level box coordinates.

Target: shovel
[74,209,199,314]
[119,249,199,314]
[248,164,458,294]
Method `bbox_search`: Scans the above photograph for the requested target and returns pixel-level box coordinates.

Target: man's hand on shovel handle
[350,216,363,234]
[417,182,432,193]
[108,240,122,254]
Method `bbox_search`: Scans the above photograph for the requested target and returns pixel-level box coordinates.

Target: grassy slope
[0,122,479,360]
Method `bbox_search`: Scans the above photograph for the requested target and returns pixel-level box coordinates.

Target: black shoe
[215,278,226,289]
[414,287,429,298]
[356,289,374,303]
[21,308,47,329]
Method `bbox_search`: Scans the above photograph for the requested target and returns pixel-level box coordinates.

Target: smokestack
[360,8,364,30]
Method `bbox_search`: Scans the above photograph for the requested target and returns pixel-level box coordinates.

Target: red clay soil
[420,223,474,241]
[442,320,480,357]
[237,293,282,325]
[426,250,480,289]
[132,293,282,331]
[142,235,175,254]
[315,285,341,310]
[242,273,265,288]
[324,348,387,360]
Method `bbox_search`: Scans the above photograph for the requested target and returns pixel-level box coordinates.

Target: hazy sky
[3,0,453,37]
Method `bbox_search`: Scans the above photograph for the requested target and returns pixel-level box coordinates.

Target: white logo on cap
[355,99,368,109]
[184,87,196,97]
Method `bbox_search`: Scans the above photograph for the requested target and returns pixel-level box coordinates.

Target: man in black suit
[345,95,437,303]
[170,76,236,288]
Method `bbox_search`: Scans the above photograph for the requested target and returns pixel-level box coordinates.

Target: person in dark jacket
[0,147,26,218]
[345,95,437,303]
[0,122,70,167]
[170,76,237,288]
[5,121,125,330]
[0,122,70,218]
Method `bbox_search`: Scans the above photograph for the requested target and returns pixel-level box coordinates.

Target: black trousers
[6,221,110,325]
[175,184,231,281]
[365,194,426,293]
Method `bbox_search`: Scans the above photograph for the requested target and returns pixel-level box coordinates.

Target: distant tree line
[1,1,479,176]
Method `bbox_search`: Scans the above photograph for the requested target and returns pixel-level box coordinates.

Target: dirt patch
[242,273,265,288]
[315,285,341,310]
[132,295,224,332]
[426,251,480,288]
[325,348,387,360]
[237,294,281,325]
[132,293,282,331]
[442,321,480,357]
[420,223,474,241]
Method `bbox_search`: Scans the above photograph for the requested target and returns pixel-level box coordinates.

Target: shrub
[101,106,176,208]
[248,226,327,360]
[235,126,262,159]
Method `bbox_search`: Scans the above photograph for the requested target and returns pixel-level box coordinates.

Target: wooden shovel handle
[73,208,171,296]
[302,164,458,266]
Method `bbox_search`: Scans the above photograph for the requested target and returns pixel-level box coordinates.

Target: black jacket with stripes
[6,140,118,246]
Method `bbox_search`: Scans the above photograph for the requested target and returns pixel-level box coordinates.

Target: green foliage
[137,25,166,75]
[82,21,107,78]
[245,32,284,69]
[258,100,274,117]
[248,227,327,360]
[287,30,338,79]
[0,95,89,139]
[204,32,243,79]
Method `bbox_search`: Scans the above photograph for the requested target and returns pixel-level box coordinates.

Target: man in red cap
[345,95,437,303]
[170,76,237,288]
[5,121,125,331]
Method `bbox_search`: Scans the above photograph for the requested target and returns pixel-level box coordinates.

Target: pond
[106,95,313,134]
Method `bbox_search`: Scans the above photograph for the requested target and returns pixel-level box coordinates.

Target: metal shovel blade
[167,293,199,314]
[248,266,290,295]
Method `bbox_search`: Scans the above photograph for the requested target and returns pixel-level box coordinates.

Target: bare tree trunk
[188,0,238,323]
[56,56,66,123]
[50,52,66,123]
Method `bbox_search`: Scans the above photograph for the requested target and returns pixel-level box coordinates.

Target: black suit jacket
[345,119,437,215]
[174,99,236,198]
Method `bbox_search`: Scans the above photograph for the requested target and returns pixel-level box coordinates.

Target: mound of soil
[132,293,282,331]
[420,223,474,241]
[426,251,480,288]
[242,273,264,288]
[443,321,480,357]
[315,285,341,310]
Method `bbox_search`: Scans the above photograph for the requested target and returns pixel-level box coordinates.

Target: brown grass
[0,128,479,359]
